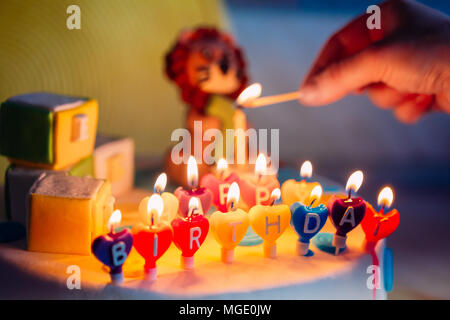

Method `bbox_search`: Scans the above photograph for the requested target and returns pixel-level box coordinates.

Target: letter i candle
[200,158,240,212]
[175,156,213,217]
[171,197,209,269]
[290,186,328,256]
[91,210,133,284]
[133,194,173,281]
[249,188,290,258]
[327,171,367,255]
[210,182,250,263]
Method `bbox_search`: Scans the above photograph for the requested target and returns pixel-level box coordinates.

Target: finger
[299,46,385,106]
[366,83,411,109]
[393,94,433,124]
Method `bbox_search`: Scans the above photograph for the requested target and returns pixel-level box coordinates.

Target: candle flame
[147,194,164,218]
[154,173,167,193]
[255,153,267,177]
[300,161,313,179]
[237,83,262,105]
[377,186,394,208]
[310,185,323,202]
[187,156,198,188]
[188,197,203,216]
[107,209,122,231]
[227,182,240,209]
[345,170,364,193]
[270,188,281,201]
[217,158,228,172]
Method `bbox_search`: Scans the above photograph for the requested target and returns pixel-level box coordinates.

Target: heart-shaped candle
[200,158,240,212]
[361,186,400,249]
[210,182,249,263]
[281,161,322,206]
[171,197,209,269]
[290,185,328,256]
[133,194,173,281]
[239,153,280,208]
[249,188,290,258]
[175,156,213,217]
[92,210,133,284]
[327,171,366,255]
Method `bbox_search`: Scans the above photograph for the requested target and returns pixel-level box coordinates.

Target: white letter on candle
[219,183,230,205]
[190,227,201,250]
[256,187,270,204]
[339,207,356,227]
[228,221,242,242]
[153,234,158,257]
[265,215,281,235]
[303,213,320,234]
[111,241,127,266]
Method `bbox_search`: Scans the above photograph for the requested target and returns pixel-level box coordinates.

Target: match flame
[154,173,167,194]
[345,170,364,193]
[237,83,262,105]
[377,186,394,208]
[147,194,164,218]
[310,185,323,203]
[227,182,240,210]
[107,209,122,231]
[271,188,281,201]
[300,161,313,179]
[187,156,198,188]
[217,158,228,173]
[255,153,267,177]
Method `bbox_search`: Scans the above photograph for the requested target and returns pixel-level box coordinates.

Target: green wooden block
[69,155,94,177]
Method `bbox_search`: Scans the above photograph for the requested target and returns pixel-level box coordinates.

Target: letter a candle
[92,210,133,284]
[133,194,173,281]
[249,189,290,258]
[175,156,213,217]
[327,171,366,255]
[171,197,209,269]
[210,182,250,263]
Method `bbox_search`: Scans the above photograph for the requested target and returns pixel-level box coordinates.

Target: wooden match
[242,91,301,108]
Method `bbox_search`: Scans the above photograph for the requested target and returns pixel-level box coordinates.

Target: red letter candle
[327,171,366,255]
[133,194,173,281]
[239,153,280,208]
[175,156,213,217]
[200,158,240,212]
[171,197,210,269]
[361,186,400,251]
[92,210,133,284]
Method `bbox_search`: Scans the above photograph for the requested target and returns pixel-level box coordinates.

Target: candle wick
[347,189,352,200]
[309,198,316,208]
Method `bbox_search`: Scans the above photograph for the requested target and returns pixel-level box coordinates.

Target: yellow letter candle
[210,182,250,263]
[28,174,114,255]
[281,161,322,206]
[248,189,291,258]
[139,173,179,223]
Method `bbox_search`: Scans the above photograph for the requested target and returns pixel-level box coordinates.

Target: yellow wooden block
[28,174,114,255]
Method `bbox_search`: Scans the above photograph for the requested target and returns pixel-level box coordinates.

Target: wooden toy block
[68,155,94,177]
[0,92,98,170]
[4,165,66,227]
[93,135,134,196]
[28,174,114,255]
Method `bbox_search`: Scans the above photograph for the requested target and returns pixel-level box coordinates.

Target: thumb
[299,46,385,106]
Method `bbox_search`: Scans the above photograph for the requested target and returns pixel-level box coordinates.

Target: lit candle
[239,153,280,208]
[290,186,329,256]
[210,182,250,263]
[91,210,133,284]
[361,186,400,251]
[248,188,291,258]
[281,160,322,206]
[139,173,179,223]
[175,156,213,217]
[171,197,210,269]
[327,170,367,255]
[133,194,173,281]
[200,158,240,212]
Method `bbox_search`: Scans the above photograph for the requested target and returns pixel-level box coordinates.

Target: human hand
[298,0,450,123]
